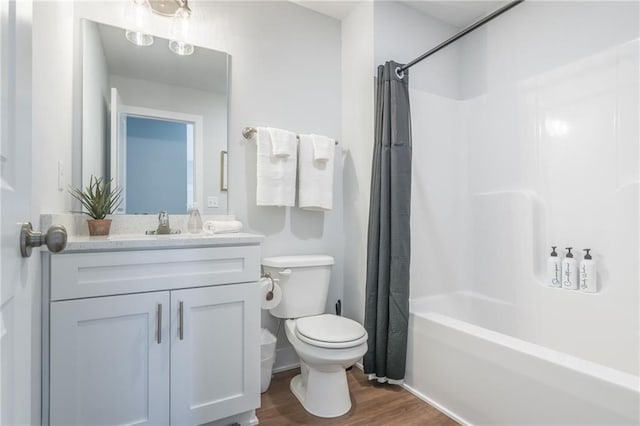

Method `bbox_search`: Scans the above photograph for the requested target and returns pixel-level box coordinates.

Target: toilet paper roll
[260,277,282,310]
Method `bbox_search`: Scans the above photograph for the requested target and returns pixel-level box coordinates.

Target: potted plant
[69,176,123,236]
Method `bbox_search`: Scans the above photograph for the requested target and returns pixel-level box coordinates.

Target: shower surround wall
[460,0,638,375]
[405,1,639,422]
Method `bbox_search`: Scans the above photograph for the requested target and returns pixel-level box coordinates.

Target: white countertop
[62,232,264,252]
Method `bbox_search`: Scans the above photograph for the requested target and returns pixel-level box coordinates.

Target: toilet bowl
[261,255,368,418]
[284,315,367,418]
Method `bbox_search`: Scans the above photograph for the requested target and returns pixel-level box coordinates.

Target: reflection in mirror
[81,19,229,214]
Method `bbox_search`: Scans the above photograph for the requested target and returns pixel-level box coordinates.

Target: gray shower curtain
[363,61,412,382]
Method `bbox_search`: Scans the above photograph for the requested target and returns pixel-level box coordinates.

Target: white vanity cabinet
[170,284,259,425]
[49,292,171,426]
[43,239,262,426]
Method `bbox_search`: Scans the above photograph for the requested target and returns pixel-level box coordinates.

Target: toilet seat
[295,314,367,349]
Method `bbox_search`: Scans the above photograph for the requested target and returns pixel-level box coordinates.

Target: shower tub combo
[404,292,639,425]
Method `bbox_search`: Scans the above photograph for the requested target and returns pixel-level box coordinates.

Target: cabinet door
[170,283,260,425]
[49,292,170,426]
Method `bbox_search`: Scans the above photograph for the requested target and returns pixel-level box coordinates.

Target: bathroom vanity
[42,233,263,426]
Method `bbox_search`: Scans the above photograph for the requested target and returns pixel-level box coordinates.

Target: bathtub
[404,292,640,425]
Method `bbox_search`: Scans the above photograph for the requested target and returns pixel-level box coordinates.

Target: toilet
[262,255,367,418]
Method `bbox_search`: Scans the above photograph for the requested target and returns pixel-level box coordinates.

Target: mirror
[81,19,229,214]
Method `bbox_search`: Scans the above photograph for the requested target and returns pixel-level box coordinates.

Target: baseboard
[401,382,471,426]
[272,346,299,373]
[272,362,300,374]
[203,410,257,426]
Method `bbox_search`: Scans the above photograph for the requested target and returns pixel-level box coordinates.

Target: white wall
[109,75,228,213]
[33,1,75,215]
[33,0,342,372]
[374,2,460,99]
[341,1,374,324]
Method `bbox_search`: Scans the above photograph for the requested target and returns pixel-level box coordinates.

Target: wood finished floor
[256,368,458,426]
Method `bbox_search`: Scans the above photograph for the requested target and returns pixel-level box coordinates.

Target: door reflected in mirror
[81,19,229,214]
[124,115,194,214]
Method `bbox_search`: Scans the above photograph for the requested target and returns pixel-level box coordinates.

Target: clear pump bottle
[187,202,203,234]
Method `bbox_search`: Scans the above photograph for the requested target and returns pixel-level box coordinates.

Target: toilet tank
[262,255,334,319]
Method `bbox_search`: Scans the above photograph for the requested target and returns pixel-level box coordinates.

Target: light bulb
[125,30,154,46]
[169,5,194,56]
[171,6,190,38]
[169,40,194,56]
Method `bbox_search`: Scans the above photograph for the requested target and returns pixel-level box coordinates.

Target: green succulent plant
[69,176,123,220]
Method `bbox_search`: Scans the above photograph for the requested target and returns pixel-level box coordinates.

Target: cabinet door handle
[156,303,162,344]
[178,301,184,340]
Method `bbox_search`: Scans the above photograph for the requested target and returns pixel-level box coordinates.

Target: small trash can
[260,328,277,393]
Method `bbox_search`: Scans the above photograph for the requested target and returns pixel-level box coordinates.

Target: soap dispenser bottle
[562,247,578,290]
[547,246,562,288]
[187,202,203,234]
[580,249,597,293]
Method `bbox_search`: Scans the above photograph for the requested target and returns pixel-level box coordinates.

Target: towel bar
[242,127,339,145]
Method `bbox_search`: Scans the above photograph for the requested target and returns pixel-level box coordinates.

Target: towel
[202,220,243,234]
[267,127,297,158]
[256,127,297,206]
[298,134,335,211]
[311,134,334,162]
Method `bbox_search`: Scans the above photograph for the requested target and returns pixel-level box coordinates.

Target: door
[0,0,37,424]
[49,292,170,426]
[170,283,260,425]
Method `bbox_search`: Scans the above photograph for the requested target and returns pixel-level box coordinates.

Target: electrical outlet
[207,196,219,208]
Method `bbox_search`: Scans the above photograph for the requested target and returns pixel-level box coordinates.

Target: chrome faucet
[156,211,171,235]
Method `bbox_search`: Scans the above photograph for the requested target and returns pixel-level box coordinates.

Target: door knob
[20,222,67,258]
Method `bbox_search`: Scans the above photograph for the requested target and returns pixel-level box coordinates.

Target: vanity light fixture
[125,0,154,46]
[124,0,195,56]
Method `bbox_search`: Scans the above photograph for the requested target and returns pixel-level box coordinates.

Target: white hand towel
[298,134,335,211]
[311,134,334,162]
[267,127,297,158]
[202,220,243,234]
[256,127,297,206]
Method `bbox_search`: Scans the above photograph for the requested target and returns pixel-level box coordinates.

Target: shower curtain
[363,61,412,383]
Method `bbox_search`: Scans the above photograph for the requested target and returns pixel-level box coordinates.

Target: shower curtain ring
[395,66,405,79]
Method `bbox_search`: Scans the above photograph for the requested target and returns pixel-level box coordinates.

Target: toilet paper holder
[262,272,277,301]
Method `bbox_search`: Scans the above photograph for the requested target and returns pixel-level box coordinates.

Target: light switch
[57,161,64,192]
[207,196,219,208]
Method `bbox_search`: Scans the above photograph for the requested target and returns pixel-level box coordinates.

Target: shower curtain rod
[397,0,525,75]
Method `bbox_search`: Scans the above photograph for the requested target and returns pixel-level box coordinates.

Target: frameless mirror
[81,19,229,214]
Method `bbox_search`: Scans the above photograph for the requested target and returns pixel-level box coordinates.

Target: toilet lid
[295,314,367,349]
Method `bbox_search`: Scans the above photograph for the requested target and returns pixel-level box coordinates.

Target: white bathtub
[404,292,640,425]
